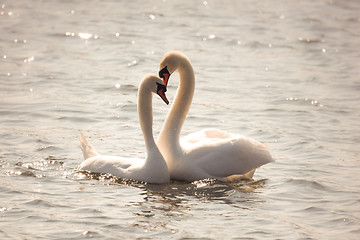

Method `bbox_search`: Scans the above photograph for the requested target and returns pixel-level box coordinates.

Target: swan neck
[137,79,169,182]
[138,87,156,150]
[159,56,195,146]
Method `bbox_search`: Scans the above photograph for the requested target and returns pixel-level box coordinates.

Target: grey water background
[1,0,360,239]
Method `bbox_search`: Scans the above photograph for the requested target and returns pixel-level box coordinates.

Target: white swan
[77,75,170,184]
[157,51,274,182]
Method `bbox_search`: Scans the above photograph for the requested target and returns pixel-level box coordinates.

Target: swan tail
[79,133,99,160]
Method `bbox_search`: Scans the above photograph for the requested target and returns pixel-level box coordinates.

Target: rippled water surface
[1,0,360,239]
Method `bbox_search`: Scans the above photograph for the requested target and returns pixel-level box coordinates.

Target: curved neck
[138,87,156,151]
[137,79,169,182]
[159,57,195,146]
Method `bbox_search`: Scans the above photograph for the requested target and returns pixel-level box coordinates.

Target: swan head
[159,51,186,86]
[142,75,169,105]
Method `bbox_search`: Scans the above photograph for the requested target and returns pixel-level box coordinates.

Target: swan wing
[181,128,234,146]
[184,134,273,179]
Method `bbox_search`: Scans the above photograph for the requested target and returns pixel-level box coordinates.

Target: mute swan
[77,75,170,184]
[157,51,274,182]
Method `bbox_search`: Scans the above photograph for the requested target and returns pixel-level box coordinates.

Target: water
[1,0,359,239]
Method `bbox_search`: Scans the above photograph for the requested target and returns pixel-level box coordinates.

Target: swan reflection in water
[76,170,267,203]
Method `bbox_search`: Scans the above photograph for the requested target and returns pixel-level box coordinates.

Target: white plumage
[77,75,170,184]
[157,51,274,182]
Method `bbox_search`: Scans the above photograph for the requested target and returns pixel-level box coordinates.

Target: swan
[77,75,170,184]
[157,51,274,182]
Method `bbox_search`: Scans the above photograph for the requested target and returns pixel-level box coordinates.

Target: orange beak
[158,89,169,105]
[162,73,170,87]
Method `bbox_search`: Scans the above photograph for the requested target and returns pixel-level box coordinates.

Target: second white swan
[77,75,170,184]
[157,51,274,182]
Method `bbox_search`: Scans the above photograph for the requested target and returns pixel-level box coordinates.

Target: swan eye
[159,66,170,86]
[156,82,169,105]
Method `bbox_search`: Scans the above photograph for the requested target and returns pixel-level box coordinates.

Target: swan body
[157,51,274,182]
[77,75,170,184]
